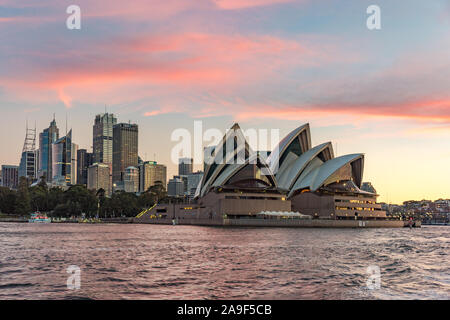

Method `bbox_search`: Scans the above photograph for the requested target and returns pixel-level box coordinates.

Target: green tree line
[0,177,167,218]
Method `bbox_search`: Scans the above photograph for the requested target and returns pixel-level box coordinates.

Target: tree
[29,185,48,211]
[15,176,31,215]
[0,187,17,214]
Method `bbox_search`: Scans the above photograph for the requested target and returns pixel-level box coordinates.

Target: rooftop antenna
[65,112,68,136]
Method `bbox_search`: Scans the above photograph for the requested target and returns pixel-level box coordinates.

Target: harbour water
[0,223,448,299]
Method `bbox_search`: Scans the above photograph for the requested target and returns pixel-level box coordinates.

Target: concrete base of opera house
[132,217,409,228]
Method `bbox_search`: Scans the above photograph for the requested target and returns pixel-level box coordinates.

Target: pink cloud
[213,0,295,10]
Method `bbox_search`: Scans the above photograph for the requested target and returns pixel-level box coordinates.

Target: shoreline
[0,217,423,228]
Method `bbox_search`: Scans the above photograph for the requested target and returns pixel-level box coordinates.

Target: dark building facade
[77,149,93,185]
[1,165,19,189]
[112,123,138,183]
[178,157,193,176]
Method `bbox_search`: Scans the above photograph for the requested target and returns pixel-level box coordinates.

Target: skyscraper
[52,129,73,186]
[178,157,193,176]
[19,121,37,181]
[93,113,117,166]
[77,149,93,185]
[87,163,111,196]
[112,123,138,184]
[139,161,167,192]
[167,177,184,197]
[38,116,59,181]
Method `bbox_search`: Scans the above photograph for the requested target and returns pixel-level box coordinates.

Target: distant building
[93,113,117,166]
[139,161,167,192]
[77,149,93,185]
[124,166,139,193]
[168,177,184,197]
[361,182,377,194]
[38,116,59,181]
[112,123,138,184]
[19,151,37,181]
[88,163,111,196]
[1,165,19,189]
[51,130,75,186]
[18,122,37,181]
[178,157,193,176]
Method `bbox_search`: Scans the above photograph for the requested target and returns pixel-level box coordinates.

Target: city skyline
[0,0,449,203]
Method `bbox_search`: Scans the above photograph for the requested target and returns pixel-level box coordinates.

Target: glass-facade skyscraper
[38,117,59,181]
[93,113,117,166]
[52,130,73,186]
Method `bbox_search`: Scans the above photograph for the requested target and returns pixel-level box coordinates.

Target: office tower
[0,169,2,186]
[1,165,19,189]
[38,116,59,181]
[70,143,78,185]
[19,122,37,181]
[18,151,36,181]
[77,149,93,185]
[168,177,184,197]
[178,157,193,176]
[124,166,139,193]
[87,163,111,196]
[52,130,73,186]
[34,149,39,180]
[93,113,117,166]
[112,123,138,183]
[138,161,167,193]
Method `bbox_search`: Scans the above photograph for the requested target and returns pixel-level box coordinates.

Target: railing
[135,203,157,218]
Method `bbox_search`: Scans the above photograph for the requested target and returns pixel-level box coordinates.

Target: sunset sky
[0,0,449,204]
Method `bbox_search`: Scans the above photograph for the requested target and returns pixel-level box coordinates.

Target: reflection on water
[0,223,448,299]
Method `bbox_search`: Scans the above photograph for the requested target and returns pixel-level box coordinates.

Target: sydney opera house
[137,123,403,227]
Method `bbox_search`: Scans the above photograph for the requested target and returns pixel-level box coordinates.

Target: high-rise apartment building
[138,161,167,192]
[112,123,138,183]
[38,117,59,181]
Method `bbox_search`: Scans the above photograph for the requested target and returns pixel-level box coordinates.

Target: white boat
[28,212,51,223]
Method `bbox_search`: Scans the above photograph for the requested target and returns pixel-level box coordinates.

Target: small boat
[28,211,51,223]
